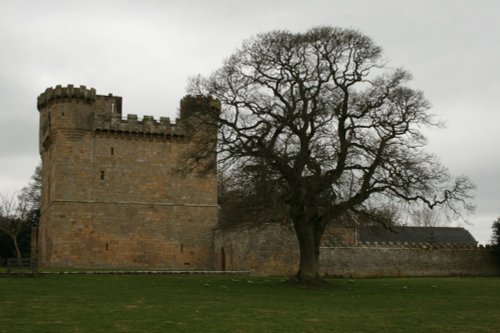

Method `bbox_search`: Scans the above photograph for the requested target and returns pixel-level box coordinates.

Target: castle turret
[179,95,220,140]
[37,85,96,153]
[179,95,221,119]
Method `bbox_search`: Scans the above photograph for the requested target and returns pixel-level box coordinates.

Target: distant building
[358,226,477,245]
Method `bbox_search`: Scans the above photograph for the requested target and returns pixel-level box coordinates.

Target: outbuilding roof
[359,226,477,245]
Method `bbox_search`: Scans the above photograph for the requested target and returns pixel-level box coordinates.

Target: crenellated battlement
[37,84,96,110]
[94,113,184,138]
[37,85,219,139]
[356,241,488,250]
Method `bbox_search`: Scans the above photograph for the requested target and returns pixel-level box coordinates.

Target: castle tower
[37,85,218,269]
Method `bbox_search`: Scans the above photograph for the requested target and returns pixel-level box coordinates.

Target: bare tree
[218,164,288,228]
[0,194,30,260]
[18,164,42,213]
[409,207,447,227]
[189,27,474,284]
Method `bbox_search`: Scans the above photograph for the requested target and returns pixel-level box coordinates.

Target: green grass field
[1,274,499,333]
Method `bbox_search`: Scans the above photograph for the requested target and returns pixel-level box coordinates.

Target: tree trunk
[12,236,22,262]
[291,216,326,285]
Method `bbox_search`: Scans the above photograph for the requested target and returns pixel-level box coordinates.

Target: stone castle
[37,85,499,277]
[37,85,219,268]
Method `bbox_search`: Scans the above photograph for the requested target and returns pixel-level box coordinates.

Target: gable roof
[359,226,477,245]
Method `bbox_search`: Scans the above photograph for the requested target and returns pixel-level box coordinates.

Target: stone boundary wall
[320,246,500,277]
[214,224,299,275]
[214,224,500,277]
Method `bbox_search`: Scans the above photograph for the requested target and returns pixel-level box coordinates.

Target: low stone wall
[320,245,500,277]
[213,224,299,275]
[214,224,500,277]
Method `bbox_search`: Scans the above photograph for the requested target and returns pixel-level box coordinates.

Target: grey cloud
[1,0,499,243]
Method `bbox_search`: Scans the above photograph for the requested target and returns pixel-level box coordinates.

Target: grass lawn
[0,275,499,333]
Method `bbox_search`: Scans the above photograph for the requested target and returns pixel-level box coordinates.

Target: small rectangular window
[111,147,114,155]
[100,170,105,180]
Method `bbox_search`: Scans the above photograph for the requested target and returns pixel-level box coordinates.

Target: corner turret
[179,95,221,120]
[37,84,96,111]
[179,95,220,140]
[38,85,97,153]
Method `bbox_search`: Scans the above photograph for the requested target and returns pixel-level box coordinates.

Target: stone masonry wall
[214,224,500,277]
[41,202,216,268]
[214,224,299,275]
[320,246,500,277]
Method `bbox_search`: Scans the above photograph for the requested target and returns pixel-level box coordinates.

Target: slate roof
[359,226,478,245]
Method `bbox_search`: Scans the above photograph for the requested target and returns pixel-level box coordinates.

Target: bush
[491,217,500,264]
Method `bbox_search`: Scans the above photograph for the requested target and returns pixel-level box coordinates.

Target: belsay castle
[37,85,499,277]
[37,85,218,269]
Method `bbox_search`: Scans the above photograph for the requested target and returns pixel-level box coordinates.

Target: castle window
[106,243,109,251]
[180,243,184,253]
[100,170,105,180]
[111,147,114,155]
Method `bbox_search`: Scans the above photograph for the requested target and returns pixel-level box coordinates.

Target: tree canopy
[188,26,474,284]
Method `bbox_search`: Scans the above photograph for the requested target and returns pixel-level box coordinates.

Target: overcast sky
[1,0,498,243]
